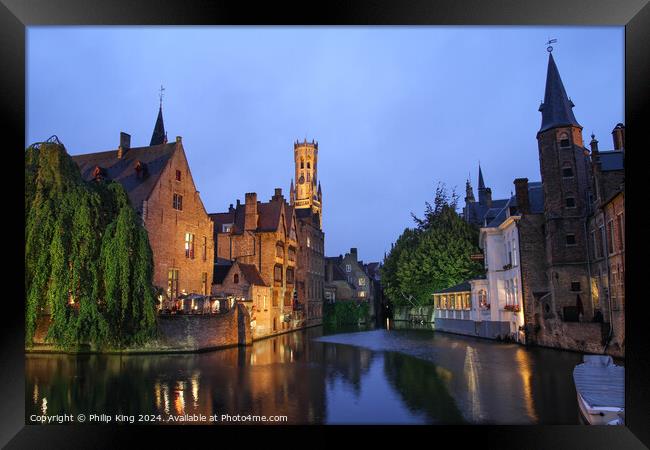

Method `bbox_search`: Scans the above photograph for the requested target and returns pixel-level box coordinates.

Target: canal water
[25,324,585,424]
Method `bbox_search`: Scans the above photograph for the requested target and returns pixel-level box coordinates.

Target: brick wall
[144,145,214,298]
[157,302,251,350]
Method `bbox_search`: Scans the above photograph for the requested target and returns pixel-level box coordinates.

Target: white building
[434,181,544,343]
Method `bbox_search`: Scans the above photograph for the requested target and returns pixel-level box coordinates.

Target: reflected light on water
[41,397,47,415]
[162,383,170,415]
[191,374,200,407]
[154,382,161,410]
[33,384,39,404]
[174,381,186,415]
[464,346,481,422]
[514,348,538,422]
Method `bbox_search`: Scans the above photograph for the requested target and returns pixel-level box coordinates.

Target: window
[202,236,207,261]
[478,289,488,308]
[562,167,574,178]
[599,226,606,258]
[566,234,576,246]
[272,290,279,307]
[222,224,232,233]
[607,221,614,254]
[307,172,310,182]
[201,272,208,295]
[512,239,518,266]
[506,241,512,266]
[300,159,304,169]
[175,170,181,181]
[286,268,294,284]
[288,246,296,262]
[307,162,311,169]
[276,242,284,258]
[167,269,179,299]
[307,237,311,248]
[274,265,283,283]
[560,138,571,148]
[571,281,581,292]
[185,233,195,258]
[616,213,624,251]
[358,278,365,286]
[233,273,239,284]
[565,197,576,208]
[359,291,366,298]
[345,264,351,272]
[173,193,183,211]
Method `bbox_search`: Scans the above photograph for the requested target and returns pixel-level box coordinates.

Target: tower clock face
[298,176,305,184]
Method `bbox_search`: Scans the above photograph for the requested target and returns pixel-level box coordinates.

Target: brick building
[210,189,299,338]
[73,104,214,306]
[324,249,376,320]
[290,139,325,327]
[514,52,625,357]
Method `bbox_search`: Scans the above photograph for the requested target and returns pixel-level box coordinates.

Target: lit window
[359,291,366,298]
[358,278,365,286]
[167,269,179,299]
[307,237,311,248]
[223,224,232,233]
[185,233,195,258]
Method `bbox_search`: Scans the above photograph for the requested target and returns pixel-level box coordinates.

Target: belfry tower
[291,138,322,228]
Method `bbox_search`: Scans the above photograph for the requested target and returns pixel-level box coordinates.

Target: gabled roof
[433,281,472,295]
[597,151,624,171]
[484,181,544,228]
[238,263,268,287]
[213,263,233,285]
[210,197,293,236]
[539,53,581,133]
[73,142,177,214]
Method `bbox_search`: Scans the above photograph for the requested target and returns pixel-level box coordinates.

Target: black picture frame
[2,0,648,448]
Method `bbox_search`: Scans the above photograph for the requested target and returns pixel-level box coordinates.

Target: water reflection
[26,325,582,424]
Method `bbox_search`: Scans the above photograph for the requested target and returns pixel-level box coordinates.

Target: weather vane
[158,84,165,107]
[546,38,557,53]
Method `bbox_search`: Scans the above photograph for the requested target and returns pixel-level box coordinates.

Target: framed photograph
[3,0,648,447]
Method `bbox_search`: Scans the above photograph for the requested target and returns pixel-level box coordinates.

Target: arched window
[233,273,239,284]
[558,132,571,148]
[300,159,304,169]
[478,289,488,308]
[307,162,311,169]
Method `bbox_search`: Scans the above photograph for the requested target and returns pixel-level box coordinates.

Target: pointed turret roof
[478,164,485,190]
[150,106,166,146]
[538,52,581,133]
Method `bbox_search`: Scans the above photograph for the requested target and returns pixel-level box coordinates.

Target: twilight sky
[26,27,624,262]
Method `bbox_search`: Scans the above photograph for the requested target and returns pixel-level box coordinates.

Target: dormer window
[233,273,239,284]
[134,161,148,180]
[92,165,105,181]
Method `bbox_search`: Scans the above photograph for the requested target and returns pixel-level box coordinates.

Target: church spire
[478,163,485,190]
[150,85,167,146]
[538,52,581,133]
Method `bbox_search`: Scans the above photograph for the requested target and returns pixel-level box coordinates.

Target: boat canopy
[573,356,624,409]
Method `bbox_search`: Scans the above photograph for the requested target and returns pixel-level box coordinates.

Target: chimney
[484,188,493,208]
[272,188,283,201]
[350,248,358,260]
[514,178,530,214]
[589,134,599,154]
[244,193,258,231]
[228,203,234,213]
[117,132,131,158]
[612,123,625,151]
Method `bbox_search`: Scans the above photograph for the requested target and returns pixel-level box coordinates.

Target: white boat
[573,355,624,425]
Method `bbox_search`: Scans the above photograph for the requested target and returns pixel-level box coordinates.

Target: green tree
[25,139,157,349]
[381,183,483,307]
